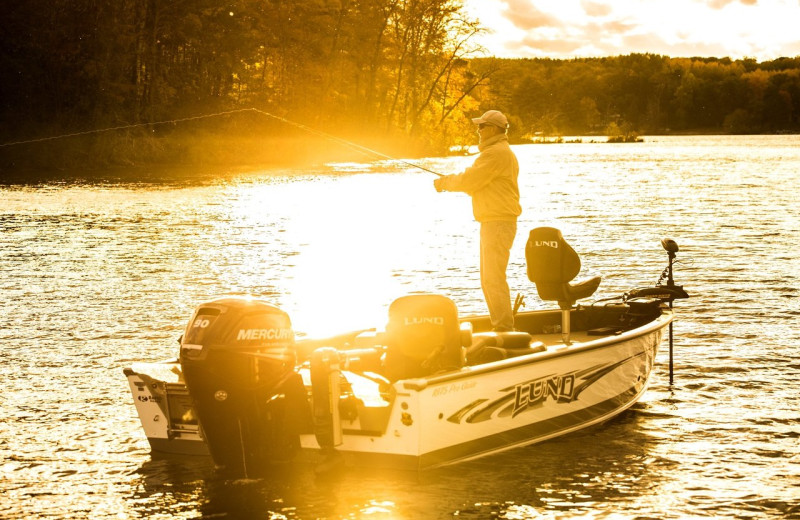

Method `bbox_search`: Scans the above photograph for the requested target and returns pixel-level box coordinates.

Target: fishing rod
[0,107,446,177]
[249,108,444,177]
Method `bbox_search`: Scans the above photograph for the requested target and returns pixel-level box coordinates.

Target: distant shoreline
[0,129,427,183]
[2,131,797,184]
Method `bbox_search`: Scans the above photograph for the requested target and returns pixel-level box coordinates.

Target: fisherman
[433,110,522,332]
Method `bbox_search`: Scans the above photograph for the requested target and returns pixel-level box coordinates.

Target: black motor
[179,297,308,477]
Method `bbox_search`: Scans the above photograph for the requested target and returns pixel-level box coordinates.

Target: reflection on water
[1,135,799,519]
[125,413,671,519]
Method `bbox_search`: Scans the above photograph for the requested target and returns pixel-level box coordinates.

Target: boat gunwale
[401,307,673,391]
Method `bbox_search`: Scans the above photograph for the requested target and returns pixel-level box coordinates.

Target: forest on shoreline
[2,1,799,175]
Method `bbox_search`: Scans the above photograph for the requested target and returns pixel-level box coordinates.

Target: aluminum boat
[124,227,688,476]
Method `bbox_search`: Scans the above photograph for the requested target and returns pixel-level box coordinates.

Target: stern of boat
[124,360,208,456]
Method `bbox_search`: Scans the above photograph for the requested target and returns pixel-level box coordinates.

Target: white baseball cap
[471,110,508,129]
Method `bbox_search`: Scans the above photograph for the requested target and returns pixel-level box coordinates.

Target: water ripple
[2,135,800,519]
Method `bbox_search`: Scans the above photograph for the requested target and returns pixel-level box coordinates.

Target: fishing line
[249,108,444,177]
[1,107,445,177]
[0,108,255,147]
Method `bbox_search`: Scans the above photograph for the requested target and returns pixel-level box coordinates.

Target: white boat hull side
[419,331,661,467]
[305,313,669,469]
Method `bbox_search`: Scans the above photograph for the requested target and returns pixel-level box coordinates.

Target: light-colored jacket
[438,134,521,222]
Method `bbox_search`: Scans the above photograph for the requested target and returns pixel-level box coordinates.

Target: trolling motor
[626,238,689,384]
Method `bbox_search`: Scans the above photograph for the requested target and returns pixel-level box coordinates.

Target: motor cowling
[179,297,308,477]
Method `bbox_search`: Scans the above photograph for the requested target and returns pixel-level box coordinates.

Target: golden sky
[462,0,800,60]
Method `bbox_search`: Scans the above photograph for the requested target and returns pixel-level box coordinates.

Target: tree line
[1,2,798,172]
[478,54,800,140]
[1,0,488,156]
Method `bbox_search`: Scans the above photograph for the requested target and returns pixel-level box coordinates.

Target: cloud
[708,0,757,8]
[516,35,586,54]
[595,19,638,34]
[621,32,733,58]
[467,0,798,60]
[581,1,613,17]
[494,2,640,58]
[498,0,561,30]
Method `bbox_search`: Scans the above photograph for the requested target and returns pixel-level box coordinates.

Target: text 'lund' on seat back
[383,294,467,381]
[525,227,602,344]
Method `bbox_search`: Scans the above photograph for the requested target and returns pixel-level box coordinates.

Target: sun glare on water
[219,173,460,338]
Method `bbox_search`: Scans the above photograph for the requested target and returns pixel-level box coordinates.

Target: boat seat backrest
[526,227,601,309]
[383,294,463,381]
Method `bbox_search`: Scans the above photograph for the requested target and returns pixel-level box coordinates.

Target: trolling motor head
[660,237,680,289]
[661,237,679,258]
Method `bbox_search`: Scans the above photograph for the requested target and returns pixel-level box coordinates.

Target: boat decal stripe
[447,399,490,424]
[421,384,641,468]
[448,350,646,424]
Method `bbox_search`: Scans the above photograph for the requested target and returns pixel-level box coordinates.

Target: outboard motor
[383,294,470,381]
[179,297,308,477]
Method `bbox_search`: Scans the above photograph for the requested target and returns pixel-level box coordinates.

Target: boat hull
[299,310,669,469]
[124,306,671,468]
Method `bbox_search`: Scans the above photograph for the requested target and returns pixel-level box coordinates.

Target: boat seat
[526,227,601,344]
[383,294,470,381]
[466,331,546,365]
[472,331,533,349]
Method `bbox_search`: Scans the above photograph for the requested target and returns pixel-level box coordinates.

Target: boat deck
[535,331,612,348]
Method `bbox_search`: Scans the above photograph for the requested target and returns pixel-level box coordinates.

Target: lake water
[1,135,799,519]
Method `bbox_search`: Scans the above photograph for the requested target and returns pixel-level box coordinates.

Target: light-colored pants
[480,220,517,331]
